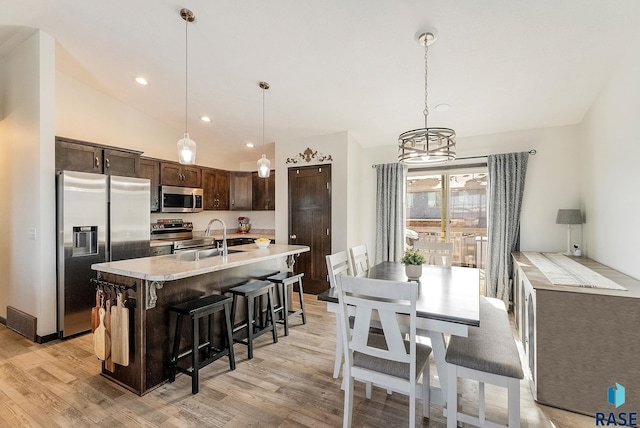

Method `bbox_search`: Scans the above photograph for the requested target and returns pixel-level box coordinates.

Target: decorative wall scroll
[286,147,333,164]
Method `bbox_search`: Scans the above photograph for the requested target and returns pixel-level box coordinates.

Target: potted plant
[401,249,426,281]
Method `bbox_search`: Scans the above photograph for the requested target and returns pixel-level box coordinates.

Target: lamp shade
[257,154,271,178]
[556,209,582,225]
[177,133,196,165]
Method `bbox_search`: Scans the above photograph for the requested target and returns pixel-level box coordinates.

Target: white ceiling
[3,0,640,163]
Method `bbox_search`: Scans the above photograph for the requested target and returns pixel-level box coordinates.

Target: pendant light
[177,8,196,165]
[257,81,271,178]
[398,29,456,164]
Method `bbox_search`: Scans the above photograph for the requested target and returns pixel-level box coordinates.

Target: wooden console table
[512,252,640,416]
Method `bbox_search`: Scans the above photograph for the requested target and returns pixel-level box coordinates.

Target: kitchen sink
[176,248,244,261]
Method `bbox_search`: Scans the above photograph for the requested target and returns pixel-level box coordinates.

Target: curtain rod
[371,149,536,168]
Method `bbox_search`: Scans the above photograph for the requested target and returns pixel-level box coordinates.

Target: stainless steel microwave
[160,185,203,213]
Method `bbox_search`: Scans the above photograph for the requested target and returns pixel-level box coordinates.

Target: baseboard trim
[7,306,37,342]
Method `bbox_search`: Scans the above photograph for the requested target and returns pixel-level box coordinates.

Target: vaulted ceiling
[3,0,640,162]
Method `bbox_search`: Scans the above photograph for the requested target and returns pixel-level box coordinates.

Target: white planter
[405,264,423,281]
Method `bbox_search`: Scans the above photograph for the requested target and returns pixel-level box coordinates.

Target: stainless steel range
[150,219,216,253]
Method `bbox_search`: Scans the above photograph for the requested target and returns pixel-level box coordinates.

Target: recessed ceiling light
[200,116,211,122]
[246,142,254,148]
[135,77,148,86]
[435,103,450,112]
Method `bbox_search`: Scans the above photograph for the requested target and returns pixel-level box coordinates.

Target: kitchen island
[91,243,309,395]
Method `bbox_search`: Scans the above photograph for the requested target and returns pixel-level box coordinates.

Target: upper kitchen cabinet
[252,171,275,210]
[139,157,160,211]
[230,172,252,211]
[160,161,201,188]
[202,167,230,210]
[55,137,141,177]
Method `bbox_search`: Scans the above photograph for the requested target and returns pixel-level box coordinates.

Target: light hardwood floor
[0,296,593,427]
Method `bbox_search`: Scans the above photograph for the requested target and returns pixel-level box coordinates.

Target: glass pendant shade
[177,9,197,165]
[257,81,271,178]
[257,154,271,178]
[177,132,196,165]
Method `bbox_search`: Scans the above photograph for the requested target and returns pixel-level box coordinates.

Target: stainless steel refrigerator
[56,171,150,338]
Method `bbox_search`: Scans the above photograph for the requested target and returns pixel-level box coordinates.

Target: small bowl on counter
[255,239,271,249]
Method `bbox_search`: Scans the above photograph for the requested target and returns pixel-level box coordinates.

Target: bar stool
[168,294,235,394]
[266,272,306,336]
[228,280,278,359]
[249,269,280,280]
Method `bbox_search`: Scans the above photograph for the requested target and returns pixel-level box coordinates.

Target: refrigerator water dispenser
[72,226,98,256]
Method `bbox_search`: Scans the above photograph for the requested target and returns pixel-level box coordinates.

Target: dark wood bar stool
[228,280,278,359]
[249,269,281,280]
[168,294,236,394]
[266,272,307,336]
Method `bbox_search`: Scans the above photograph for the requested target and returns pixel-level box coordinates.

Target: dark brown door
[139,158,160,211]
[160,162,201,187]
[103,149,140,177]
[230,172,252,210]
[55,139,102,173]
[288,165,331,294]
[252,171,275,210]
[202,167,230,210]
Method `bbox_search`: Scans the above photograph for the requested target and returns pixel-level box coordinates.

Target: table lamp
[556,209,583,255]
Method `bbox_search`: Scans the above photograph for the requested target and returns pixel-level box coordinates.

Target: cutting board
[111,293,130,366]
[90,290,100,332]
[93,307,109,360]
[105,298,115,372]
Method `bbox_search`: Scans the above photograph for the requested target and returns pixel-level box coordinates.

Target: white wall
[460,126,582,252]
[579,34,640,278]
[0,30,57,335]
[362,125,582,254]
[346,133,376,255]
[56,72,238,170]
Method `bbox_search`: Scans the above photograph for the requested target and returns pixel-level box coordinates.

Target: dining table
[317,261,481,407]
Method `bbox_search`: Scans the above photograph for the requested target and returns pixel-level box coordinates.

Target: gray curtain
[375,163,407,264]
[487,152,529,307]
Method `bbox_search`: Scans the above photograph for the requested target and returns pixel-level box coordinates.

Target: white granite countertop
[202,232,275,240]
[92,244,308,281]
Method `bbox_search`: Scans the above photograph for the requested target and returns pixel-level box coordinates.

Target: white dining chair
[349,244,370,277]
[326,252,379,398]
[326,251,352,379]
[414,241,453,267]
[336,275,431,428]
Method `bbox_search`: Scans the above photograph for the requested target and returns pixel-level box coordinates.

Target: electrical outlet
[28,228,37,240]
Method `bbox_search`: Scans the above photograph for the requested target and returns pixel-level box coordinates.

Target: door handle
[105,158,110,169]
[95,157,100,168]
[290,234,297,240]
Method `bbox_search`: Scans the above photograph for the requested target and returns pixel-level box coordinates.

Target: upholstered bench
[445,297,524,428]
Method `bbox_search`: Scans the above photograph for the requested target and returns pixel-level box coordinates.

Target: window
[406,168,488,268]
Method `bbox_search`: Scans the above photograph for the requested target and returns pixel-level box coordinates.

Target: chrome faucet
[204,218,228,256]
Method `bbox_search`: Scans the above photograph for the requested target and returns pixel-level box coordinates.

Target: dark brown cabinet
[230,172,252,211]
[252,171,275,210]
[160,162,201,188]
[202,167,230,210]
[140,158,161,211]
[55,137,141,177]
